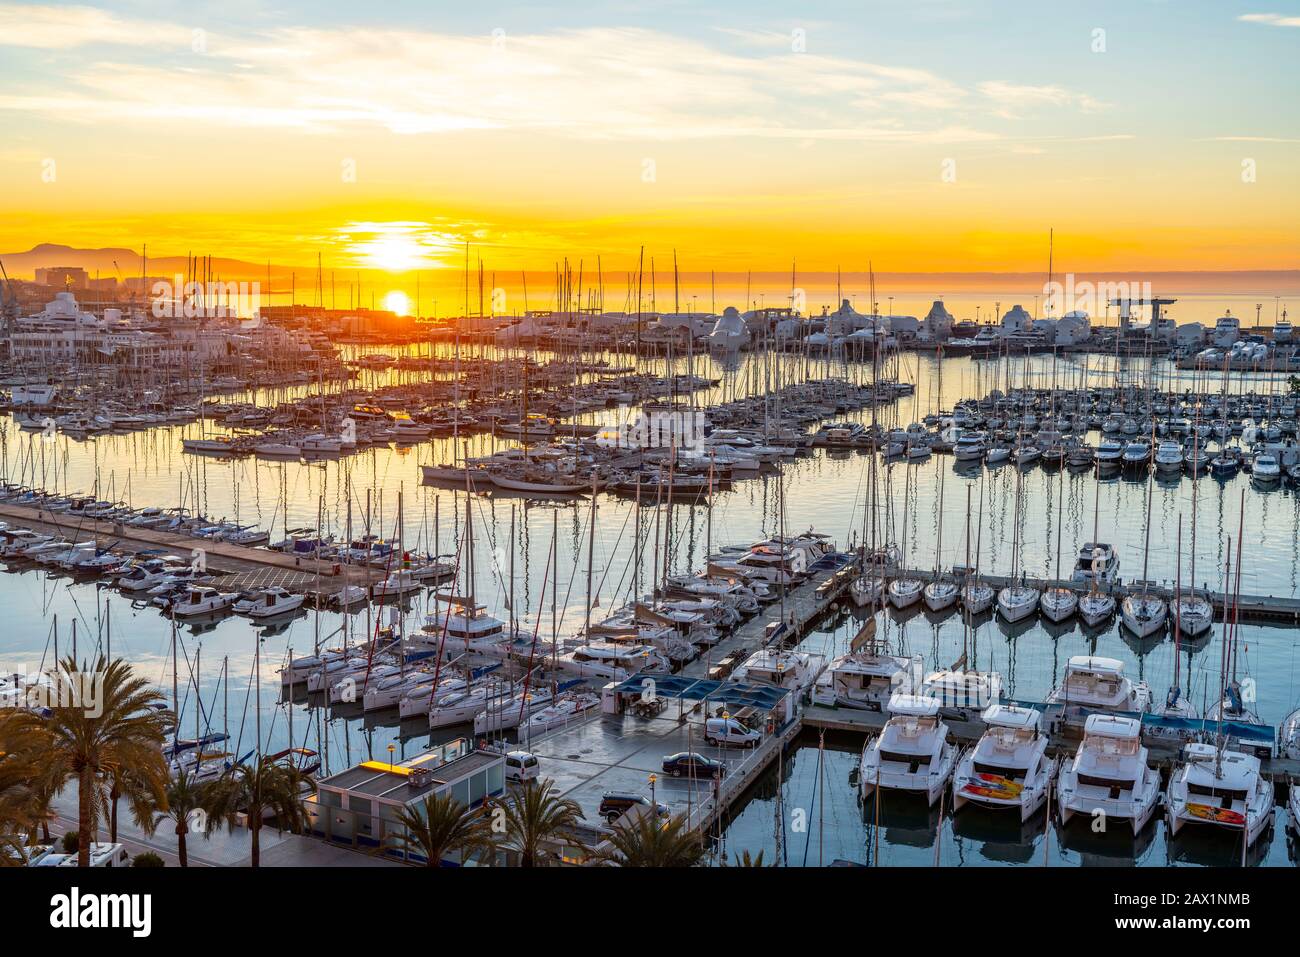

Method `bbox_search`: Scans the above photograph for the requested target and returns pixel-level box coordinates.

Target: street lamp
[387,743,396,772]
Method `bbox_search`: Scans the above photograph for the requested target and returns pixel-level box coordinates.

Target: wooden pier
[0,501,384,599]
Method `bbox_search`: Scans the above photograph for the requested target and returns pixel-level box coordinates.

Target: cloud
[0,4,192,49]
[1238,13,1300,27]
[0,16,1105,143]
[978,81,1106,118]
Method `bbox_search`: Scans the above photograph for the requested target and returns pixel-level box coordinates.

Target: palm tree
[0,713,46,864]
[205,755,311,867]
[489,779,583,867]
[593,812,704,867]
[15,656,172,867]
[381,791,491,866]
[726,849,768,867]
[140,769,212,867]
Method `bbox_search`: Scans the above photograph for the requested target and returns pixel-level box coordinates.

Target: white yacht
[520,691,601,736]
[728,649,826,698]
[1039,585,1078,623]
[1165,743,1273,847]
[997,582,1040,623]
[1047,655,1152,715]
[1096,439,1124,466]
[1154,441,1184,471]
[821,649,922,711]
[922,578,959,612]
[952,705,1056,822]
[1058,714,1160,833]
[1174,591,1214,638]
[850,575,884,607]
[556,642,670,681]
[960,580,995,615]
[858,694,957,807]
[234,586,305,618]
[1120,591,1167,638]
[474,685,557,733]
[1078,591,1116,627]
[888,576,923,609]
[1252,452,1281,483]
[952,432,987,462]
[170,586,238,618]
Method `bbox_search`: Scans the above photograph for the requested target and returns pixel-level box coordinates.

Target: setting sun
[383,291,411,315]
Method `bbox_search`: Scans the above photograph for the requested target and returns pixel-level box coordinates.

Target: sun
[384,291,411,315]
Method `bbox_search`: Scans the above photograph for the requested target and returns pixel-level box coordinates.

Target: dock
[882,566,1300,625]
[0,501,384,599]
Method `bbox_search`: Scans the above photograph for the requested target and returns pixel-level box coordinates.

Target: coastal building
[306,739,505,864]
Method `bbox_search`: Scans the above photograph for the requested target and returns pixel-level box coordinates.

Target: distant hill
[3,245,1298,294]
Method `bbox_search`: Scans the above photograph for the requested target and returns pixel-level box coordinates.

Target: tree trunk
[250,821,260,867]
[110,787,120,843]
[77,767,93,867]
[176,821,188,868]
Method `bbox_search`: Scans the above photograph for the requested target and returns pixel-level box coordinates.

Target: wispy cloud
[1238,12,1300,27]
[0,3,192,48]
[978,82,1106,118]
[0,14,1105,144]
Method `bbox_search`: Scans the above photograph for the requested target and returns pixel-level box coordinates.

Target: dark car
[598,790,670,823]
[661,752,725,779]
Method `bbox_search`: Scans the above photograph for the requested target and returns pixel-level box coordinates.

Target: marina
[4,1,1300,904]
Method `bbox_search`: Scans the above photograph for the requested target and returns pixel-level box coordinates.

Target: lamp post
[387,743,396,772]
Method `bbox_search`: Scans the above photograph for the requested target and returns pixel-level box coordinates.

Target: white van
[504,750,540,783]
[704,716,761,747]
[56,843,131,867]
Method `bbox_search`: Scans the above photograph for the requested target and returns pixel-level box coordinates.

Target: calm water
[3,344,1298,865]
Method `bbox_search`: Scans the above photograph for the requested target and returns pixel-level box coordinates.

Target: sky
[0,0,1297,289]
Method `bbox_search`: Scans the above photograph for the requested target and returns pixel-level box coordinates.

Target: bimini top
[887,693,940,718]
[982,703,1041,731]
[1067,655,1124,676]
[1083,713,1141,738]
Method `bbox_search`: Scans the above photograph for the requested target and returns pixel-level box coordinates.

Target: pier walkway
[0,501,384,599]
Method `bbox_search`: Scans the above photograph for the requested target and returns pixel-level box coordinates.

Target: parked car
[598,790,670,824]
[661,752,725,779]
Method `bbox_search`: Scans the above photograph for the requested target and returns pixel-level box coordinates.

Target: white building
[1000,305,1034,336]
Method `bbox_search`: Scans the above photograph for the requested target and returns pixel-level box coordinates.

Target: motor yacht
[169,586,239,618]
[858,694,957,807]
[1057,714,1160,833]
[953,704,1056,822]
[234,586,305,618]
[1096,439,1124,466]
[1071,543,1119,585]
[1154,441,1184,471]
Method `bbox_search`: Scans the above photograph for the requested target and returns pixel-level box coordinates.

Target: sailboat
[1119,439,1167,638]
[1154,517,1199,723]
[1175,474,1213,638]
[1039,466,1077,622]
[887,465,923,609]
[960,480,994,614]
[922,462,958,611]
[952,704,1056,822]
[997,442,1038,622]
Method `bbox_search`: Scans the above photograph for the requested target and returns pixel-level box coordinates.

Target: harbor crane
[1109,296,1177,333]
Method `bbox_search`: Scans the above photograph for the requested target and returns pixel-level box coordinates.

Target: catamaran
[1165,743,1273,847]
[952,704,1056,821]
[1046,655,1152,715]
[1057,714,1160,833]
[858,693,957,807]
